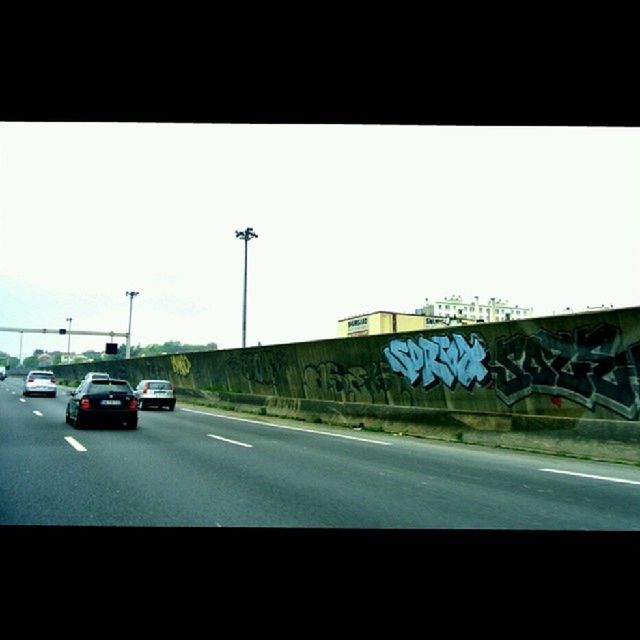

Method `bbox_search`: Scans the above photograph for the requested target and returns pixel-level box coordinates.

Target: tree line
[0,341,218,370]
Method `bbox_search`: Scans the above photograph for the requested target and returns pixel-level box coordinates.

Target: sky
[1,122,639,360]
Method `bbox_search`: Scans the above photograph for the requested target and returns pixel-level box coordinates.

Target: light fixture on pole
[66,317,72,364]
[125,291,139,359]
[235,227,258,348]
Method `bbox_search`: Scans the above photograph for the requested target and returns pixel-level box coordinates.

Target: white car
[134,379,176,410]
[83,372,110,382]
[23,370,57,397]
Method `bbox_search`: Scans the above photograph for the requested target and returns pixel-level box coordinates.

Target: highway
[1,376,640,529]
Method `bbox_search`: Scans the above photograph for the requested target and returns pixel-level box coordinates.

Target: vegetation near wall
[52,307,640,425]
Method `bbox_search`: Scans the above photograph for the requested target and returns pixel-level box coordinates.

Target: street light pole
[66,317,72,364]
[235,227,258,348]
[125,291,139,359]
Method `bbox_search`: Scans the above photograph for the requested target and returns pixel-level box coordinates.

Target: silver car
[23,370,57,397]
[134,379,176,411]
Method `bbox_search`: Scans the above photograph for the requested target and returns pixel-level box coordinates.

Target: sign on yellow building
[337,309,480,337]
[338,311,430,338]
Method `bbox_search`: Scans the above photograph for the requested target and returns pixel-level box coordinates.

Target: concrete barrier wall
[52,306,640,429]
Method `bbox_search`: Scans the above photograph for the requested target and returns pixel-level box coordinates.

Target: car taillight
[143,383,149,392]
[172,384,176,392]
[27,377,35,382]
[80,396,91,410]
[129,398,138,410]
[51,377,57,384]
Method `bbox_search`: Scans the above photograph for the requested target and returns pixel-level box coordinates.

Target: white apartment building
[417,295,534,323]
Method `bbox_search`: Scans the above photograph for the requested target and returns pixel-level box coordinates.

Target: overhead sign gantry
[0,326,132,358]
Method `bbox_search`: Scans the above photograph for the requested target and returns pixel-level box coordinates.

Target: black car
[66,378,138,430]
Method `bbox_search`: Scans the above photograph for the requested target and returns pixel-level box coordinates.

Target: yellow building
[337,311,472,338]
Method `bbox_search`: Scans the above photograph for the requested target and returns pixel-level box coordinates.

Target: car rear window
[149,382,172,390]
[88,380,132,393]
[31,373,54,380]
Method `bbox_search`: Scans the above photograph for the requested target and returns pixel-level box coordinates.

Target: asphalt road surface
[2,377,639,529]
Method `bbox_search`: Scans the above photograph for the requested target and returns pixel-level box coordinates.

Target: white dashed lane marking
[64,437,87,452]
[207,434,253,448]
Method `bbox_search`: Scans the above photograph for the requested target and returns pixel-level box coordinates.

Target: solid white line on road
[182,408,391,446]
[540,468,640,486]
[64,436,87,452]
[33,411,43,417]
[207,434,253,448]
[19,398,26,403]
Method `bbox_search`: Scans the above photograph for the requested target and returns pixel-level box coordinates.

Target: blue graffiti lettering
[383,333,490,391]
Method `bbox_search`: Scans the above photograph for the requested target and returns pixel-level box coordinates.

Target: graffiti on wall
[493,324,640,420]
[227,350,283,388]
[170,354,192,377]
[381,323,640,419]
[383,333,491,391]
[303,361,412,404]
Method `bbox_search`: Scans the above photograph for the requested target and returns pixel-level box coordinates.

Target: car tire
[125,419,138,430]
[74,413,84,430]
[51,392,57,398]
[169,403,175,411]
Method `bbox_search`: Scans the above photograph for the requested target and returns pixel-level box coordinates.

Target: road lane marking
[207,434,253,448]
[540,468,640,486]
[33,411,44,417]
[64,436,87,452]
[19,398,26,403]
[182,408,392,446]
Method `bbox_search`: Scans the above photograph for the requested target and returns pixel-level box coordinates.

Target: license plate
[101,400,121,406]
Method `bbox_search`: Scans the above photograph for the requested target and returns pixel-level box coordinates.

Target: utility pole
[235,227,258,348]
[66,317,72,364]
[125,291,139,359]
